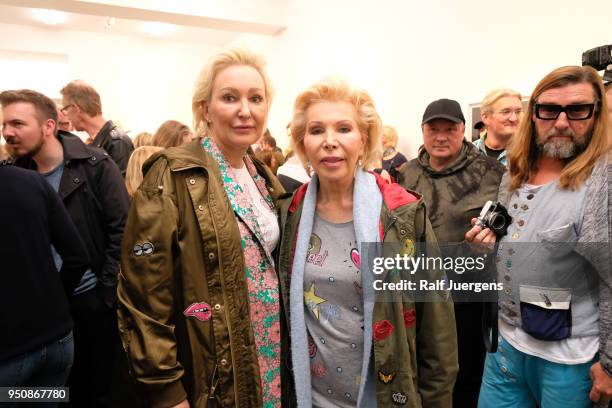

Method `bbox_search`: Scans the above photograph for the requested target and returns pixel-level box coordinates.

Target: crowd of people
[1,47,612,408]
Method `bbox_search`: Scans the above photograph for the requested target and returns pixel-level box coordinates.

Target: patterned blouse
[202,137,281,408]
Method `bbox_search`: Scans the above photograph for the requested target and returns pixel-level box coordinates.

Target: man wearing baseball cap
[398,98,505,408]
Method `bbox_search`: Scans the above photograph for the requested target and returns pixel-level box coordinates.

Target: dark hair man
[1,89,130,406]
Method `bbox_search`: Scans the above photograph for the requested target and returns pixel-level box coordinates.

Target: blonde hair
[152,120,192,148]
[382,125,399,147]
[192,48,274,136]
[125,146,163,196]
[60,80,102,116]
[481,88,522,114]
[507,66,611,191]
[132,132,153,148]
[290,78,382,170]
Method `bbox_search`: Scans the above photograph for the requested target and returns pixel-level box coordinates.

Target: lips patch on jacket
[183,302,212,322]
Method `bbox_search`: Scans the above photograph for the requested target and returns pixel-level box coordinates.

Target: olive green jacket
[397,141,504,244]
[277,173,458,407]
[117,139,291,408]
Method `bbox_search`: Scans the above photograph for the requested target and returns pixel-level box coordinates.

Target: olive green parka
[277,173,458,407]
[117,139,292,408]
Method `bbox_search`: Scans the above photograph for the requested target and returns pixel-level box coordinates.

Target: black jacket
[92,120,134,177]
[14,132,130,304]
[0,164,89,360]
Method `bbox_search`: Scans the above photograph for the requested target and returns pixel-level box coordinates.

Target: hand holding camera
[465,201,512,253]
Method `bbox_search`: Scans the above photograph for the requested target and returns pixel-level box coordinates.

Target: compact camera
[476,201,512,236]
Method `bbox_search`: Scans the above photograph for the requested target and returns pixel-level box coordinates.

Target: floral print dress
[202,137,281,408]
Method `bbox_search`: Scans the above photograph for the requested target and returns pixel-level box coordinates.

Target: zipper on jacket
[383,216,398,241]
[208,363,219,400]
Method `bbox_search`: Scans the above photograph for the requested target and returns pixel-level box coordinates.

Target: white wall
[229,0,612,157]
[0,21,220,135]
[1,0,610,157]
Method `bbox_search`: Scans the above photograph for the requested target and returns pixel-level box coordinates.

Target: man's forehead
[494,96,522,107]
[537,82,595,103]
[2,101,38,117]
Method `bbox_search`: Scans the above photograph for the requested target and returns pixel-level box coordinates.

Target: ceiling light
[31,9,65,26]
[142,22,175,37]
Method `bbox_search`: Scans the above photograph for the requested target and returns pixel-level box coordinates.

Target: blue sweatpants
[478,336,594,408]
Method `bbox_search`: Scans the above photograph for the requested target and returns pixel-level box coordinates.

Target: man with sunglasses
[467,65,612,407]
[60,80,133,177]
[475,89,523,167]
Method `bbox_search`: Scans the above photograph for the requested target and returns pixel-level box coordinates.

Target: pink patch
[350,248,360,269]
[311,362,327,378]
[183,302,212,322]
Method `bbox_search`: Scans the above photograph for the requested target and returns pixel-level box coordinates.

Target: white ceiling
[0,0,287,45]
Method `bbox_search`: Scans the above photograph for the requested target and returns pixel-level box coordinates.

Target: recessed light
[31,9,65,26]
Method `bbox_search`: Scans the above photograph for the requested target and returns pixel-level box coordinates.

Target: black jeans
[453,302,486,408]
[66,287,117,408]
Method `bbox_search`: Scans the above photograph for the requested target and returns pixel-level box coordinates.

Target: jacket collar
[60,131,97,160]
[13,131,93,170]
[143,137,214,173]
[92,120,114,148]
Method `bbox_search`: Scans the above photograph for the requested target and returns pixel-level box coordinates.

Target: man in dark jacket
[60,80,134,176]
[0,164,89,388]
[398,98,504,408]
[1,89,130,407]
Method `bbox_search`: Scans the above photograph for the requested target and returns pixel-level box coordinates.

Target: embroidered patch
[132,241,155,256]
[350,248,360,269]
[402,239,415,257]
[378,371,396,384]
[308,334,318,358]
[183,302,212,322]
[403,308,416,328]
[392,392,407,405]
[373,320,394,341]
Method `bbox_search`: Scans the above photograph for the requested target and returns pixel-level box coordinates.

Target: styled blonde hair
[152,120,192,148]
[192,48,274,136]
[480,88,522,114]
[290,78,382,170]
[132,132,153,148]
[60,80,102,117]
[125,146,163,196]
[507,65,611,191]
[382,125,399,147]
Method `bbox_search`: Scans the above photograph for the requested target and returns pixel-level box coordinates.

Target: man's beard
[5,129,45,159]
[536,127,590,159]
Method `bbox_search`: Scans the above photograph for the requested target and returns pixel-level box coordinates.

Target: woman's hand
[465,218,497,254]
[170,399,190,408]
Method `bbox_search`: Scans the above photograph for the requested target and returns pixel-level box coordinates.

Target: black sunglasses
[534,102,598,121]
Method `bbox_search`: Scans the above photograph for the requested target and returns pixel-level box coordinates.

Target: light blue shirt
[43,163,97,295]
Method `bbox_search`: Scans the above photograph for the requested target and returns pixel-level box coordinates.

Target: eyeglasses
[495,108,522,119]
[60,104,74,113]
[534,103,598,121]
